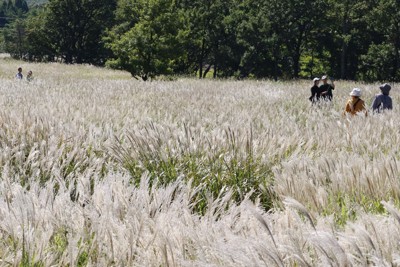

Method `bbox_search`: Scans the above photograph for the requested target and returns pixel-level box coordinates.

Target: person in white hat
[319,75,335,101]
[343,88,367,116]
[309,77,321,103]
[371,83,392,113]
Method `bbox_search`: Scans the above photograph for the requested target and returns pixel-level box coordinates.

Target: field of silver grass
[0,59,400,266]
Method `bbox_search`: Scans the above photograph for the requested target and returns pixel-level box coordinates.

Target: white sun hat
[321,75,328,80]
[349,88,362,97]
[313,77,320,82]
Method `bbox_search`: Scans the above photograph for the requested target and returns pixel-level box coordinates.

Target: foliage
[226,0,274,79]
[2,18,26,58]
[42,0,117,64]
[2,0,116,63]
[0,0,29,27]
[105,0,188,80]
[3,0,400,80]
[359,43,396,81]
[359,0,400,81]
[0,0,29,56]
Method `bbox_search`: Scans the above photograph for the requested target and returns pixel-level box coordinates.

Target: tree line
[1,0,399,81]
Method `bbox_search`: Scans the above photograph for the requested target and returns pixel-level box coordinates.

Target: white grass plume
[283,197,316,230]
[0,61,400,265]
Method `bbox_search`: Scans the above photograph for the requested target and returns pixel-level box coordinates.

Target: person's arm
[361,101,368,116]
[343,101,351,115]
[371,95,381,112]
[309,87,316,101]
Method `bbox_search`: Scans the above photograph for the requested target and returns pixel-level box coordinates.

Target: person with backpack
[371,83,392,113]
[344,88,367,116]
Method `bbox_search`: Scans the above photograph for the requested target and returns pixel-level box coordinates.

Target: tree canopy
[1,0,400,81]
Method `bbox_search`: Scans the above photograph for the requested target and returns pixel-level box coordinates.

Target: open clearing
[0,59,400,266]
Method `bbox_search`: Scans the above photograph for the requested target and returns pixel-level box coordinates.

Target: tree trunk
[293,25,305,78]
[340,42,347,79]
[203,64,211,78]
[273,42,279,81]
[65,52,73,64]
[293,53,300,78]
[199,61,203,79]
[340,3,349,79]
[17,25,23,59]
[310,49,314,78]
[392,33,400,81]
[199,37,205,79]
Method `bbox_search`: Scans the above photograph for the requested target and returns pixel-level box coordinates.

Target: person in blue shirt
[16,67,23,80]
[371,83,393,113]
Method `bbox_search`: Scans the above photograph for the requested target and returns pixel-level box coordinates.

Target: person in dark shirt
[371,83,392,113]
[309,77,321,103]
[319,75,335,101]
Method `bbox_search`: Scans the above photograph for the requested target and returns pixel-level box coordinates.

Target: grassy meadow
[0,57,400,266]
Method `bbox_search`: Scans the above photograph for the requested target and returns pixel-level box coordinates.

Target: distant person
[26,70,33,82]
[371,83,392,113]
[309,77,321,103]
[16,67,23,80]
[319,75,335,101]
[344,88,367,116]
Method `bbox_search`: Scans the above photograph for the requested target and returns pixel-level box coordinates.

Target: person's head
[18,67,22,73]
[313,77,320,85]
[379,83,391,95]
[27,70,32,76]
[321,75,328,84]
[350,88,362,99]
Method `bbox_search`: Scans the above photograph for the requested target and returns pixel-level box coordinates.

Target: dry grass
[0,58,399,265]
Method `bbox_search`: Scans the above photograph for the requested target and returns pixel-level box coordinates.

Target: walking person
[309,77,321,103]
[371,83,392,113]
[319,75,335,101]
[343,88,367,116]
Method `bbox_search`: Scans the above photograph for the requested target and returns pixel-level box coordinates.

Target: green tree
[24,8,54,61]
[360,44,395,81]
[42,0,116,64]
[224,0,273,79]
[359,0,400,81]
[15,0,29,13]
[106,0,188,80]
[5,0,398,82]
[0,0,29,27]
[3,18,26,58]
[178,0,236,78]
[268,0,329,78]
[1,0,30,57]
[323,0,376,80]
